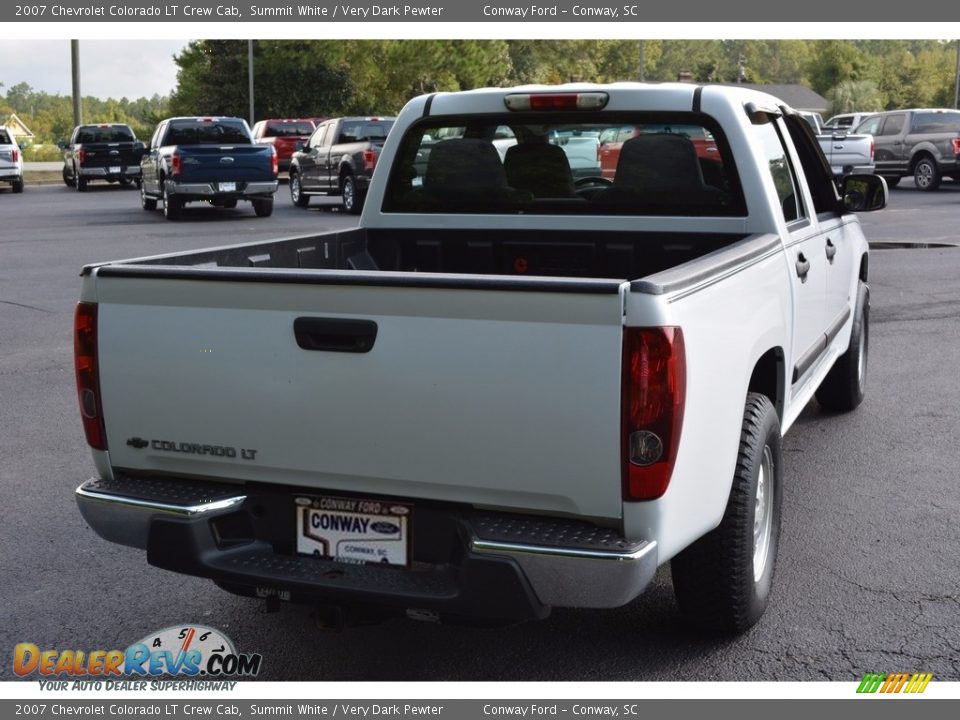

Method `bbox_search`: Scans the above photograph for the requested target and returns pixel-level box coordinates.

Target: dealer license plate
[219,182,237,192]
[295,495,411,567]
[109,166,121,173]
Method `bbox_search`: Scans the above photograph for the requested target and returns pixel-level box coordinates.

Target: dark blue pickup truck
[140,117,279,220]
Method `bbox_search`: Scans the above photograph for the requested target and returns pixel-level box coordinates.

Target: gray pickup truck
[288,116,395,214]
[854,108,960,190]
[140,117,279,220]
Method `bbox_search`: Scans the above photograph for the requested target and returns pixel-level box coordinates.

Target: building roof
[0,113,34,138]
[718,84,830,114]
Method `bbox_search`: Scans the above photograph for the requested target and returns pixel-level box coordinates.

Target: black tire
[162,182,181,220]
[882,175,901,188]
[289,171,310,208]
[816,281,869,412]
[913,156,940,191]
[140,182,157,211]
[76,172,87,192]
[671,392,783,633]
[341,174,362,215]
[62,167,75,188]
[119,177,133,188]
[252,198,274,217]
[12,177,24,193]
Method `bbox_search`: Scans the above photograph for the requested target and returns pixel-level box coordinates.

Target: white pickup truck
[74,84,886,633]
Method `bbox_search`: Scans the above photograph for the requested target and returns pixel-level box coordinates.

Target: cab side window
[880,114,905,136]
[309,125,328,150]
[753,121,807,225]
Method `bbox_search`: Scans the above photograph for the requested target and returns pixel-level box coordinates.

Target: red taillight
[363,149,376,172]
[77,147,86,165]
[271,145,278,175]
[504,92,609,112]
[74,302,107,451]
[171,152,182,177]
[621,327,685,501]
[870,138,875,161]
[952,138,960,155]
[11,148,18,163]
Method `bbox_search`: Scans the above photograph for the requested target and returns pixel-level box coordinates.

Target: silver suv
[854,109,960,190]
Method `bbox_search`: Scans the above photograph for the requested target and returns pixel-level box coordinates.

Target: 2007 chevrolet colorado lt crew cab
[74,84,886,633]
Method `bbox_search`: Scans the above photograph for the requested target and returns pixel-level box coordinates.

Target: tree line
[3,39,958,147]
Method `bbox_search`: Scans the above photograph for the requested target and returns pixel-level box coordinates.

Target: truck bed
[93,227,748,281]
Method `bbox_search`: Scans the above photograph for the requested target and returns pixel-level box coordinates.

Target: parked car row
[819,108,960,191]
[50,115,397,218]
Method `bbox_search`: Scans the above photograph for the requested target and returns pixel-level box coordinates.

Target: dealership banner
[2,700,960,719]
[1,0,941,22]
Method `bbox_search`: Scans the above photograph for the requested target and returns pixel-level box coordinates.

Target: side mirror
[57,140,67,150]
[840,174,888,212]
[294,140,306,151]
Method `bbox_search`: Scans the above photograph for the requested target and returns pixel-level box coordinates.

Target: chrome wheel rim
[753,445,775,582]
[915,162,933,188]
[342,179,354,210]
[291,176,300,203]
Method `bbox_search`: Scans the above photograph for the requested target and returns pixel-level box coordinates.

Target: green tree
[829,80,883,114]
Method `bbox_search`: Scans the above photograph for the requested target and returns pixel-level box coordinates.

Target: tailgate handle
[294,317,378,353]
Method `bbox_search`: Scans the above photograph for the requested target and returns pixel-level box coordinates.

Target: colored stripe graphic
[857,672,932,694]
[857,673,885,693]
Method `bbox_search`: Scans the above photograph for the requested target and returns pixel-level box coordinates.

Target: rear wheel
[62,167,75,187]
[882,175,901,188]
[76,171,87,192]
[816,281,869,412]
[252,198,274,217]
[12,177,24,193]
[341,174,362,215]
[162,182,181,220]
[140,182,157,211]
[913,157,941,191]
[671,393,783,633]
[290,172,310,207]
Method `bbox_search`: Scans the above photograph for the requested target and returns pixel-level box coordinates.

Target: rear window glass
[164,120,251,145]
[0,130,12,144]
[910,112,960,134]
[76,126,136,143]
[337,121,394,144]
[383,113,745,217]
[265,121,314,137]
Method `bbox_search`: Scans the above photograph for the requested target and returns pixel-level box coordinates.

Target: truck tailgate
[94,272,628,520]
[177,145,275,183]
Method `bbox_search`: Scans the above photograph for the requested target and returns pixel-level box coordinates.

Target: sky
[0,40,190,100]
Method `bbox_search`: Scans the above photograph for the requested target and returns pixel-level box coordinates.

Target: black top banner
[2,0,939,22]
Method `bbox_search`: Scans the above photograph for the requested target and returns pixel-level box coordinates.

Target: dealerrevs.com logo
[14,625,262,690]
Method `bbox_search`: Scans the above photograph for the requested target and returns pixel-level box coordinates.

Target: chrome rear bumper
[76,476,657,611]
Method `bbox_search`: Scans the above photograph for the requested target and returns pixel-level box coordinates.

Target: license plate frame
[295,495,412,567]
[219,181,237,192]
[109,166,121,174]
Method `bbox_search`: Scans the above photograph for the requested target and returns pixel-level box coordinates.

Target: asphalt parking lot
[1,179,958,682]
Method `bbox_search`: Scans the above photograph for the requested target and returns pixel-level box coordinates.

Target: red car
[251,119,317,172]
[598,124,720,180]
